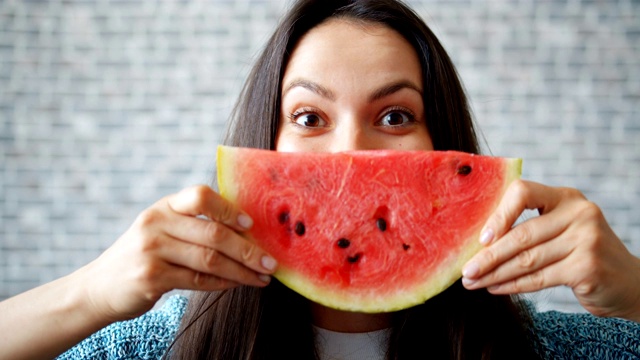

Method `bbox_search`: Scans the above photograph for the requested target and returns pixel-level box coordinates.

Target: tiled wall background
[1,1,638,314]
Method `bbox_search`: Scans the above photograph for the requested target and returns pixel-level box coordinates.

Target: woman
[2,0,639,359]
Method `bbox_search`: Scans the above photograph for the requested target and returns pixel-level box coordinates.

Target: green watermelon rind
[217,147,239,202]
[218,146,522,313]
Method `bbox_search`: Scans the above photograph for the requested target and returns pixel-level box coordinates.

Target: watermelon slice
[217,146,521,313]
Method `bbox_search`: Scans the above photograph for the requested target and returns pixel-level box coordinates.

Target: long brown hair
[169,0,539,358]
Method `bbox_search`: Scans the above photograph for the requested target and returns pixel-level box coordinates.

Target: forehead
[296,17,412,52]
[283,18,422,89]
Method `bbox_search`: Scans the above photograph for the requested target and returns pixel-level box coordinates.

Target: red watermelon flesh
[217,146,521,313]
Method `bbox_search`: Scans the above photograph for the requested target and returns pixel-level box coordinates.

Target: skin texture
[0,15,639,360]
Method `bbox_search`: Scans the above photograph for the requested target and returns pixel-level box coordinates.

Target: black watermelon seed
[457,165,472,175]
[376,218,387,232]
[402,244,410,251]
[347,253,362,263]
[337,238,351,248]
[278,212,290,224]
[294,221,305,236]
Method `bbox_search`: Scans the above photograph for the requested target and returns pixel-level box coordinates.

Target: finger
[162,214,278,274]
[479,180,562,245]
[165,217,277,273]
[463,212,569,280]
[165,265,243,292]
[167,185,253,232]
[462,229,572,290]
[154,234,272,287]
[482,261,569,295]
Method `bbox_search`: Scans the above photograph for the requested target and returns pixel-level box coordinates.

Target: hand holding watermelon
[68,185,277,322]
[0,184,279,358]
[462,179,640,322]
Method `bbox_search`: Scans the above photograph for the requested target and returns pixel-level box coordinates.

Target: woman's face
[276,18,433,153]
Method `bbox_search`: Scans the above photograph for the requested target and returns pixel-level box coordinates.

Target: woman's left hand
[461,179,640,322]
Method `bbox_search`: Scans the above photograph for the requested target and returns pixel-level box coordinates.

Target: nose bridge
[330,113,370,152]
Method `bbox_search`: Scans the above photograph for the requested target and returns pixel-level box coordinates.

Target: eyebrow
[368,80,423,102]
[283,79,337,101]
[283,78,422,102]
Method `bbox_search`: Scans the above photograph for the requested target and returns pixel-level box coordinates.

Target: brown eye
[378,110,414,127]
[294,113,326,128]
[385,112,405,125]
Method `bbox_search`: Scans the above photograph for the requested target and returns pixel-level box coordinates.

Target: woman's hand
[0,185,278,359]
[79,184,277,322]
[461,179,640,322]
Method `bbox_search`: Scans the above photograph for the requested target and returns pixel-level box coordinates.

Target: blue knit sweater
[57,295,640,359]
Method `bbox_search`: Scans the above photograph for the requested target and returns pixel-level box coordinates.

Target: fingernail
[461,277,476,287]
[258,274,271,283]
[237,213,253,229]
[480,228,494,245]
[261,256,277,271]
[462,261,479,278]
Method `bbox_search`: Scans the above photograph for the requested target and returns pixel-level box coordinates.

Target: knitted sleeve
[56,295,188,360]
[532,309,640,359]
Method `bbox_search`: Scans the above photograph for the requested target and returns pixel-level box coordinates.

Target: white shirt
[314,326,390,360]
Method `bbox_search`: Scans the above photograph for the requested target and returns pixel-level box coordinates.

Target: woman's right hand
[0,185,277,359]
[78,185,277,322]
